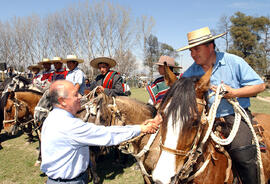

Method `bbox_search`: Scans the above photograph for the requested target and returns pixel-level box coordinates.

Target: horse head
[152,67,212,184]
[2,91,30,135]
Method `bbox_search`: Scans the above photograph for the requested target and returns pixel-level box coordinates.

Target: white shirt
[66,67,85,95]
[40,108,141,179]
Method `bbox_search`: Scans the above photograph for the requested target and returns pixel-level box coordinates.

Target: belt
[48,171,85,182]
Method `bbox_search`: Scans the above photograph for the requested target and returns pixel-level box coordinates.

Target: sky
[0,0,269,71]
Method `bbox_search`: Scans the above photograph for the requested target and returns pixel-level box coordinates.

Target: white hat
[50,57,64,64]
[38,58,52,65]
[63,55,84,63]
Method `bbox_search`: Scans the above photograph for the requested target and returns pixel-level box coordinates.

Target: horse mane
[14,75,32,85]
[0,78,13,91]
[1,91,10,108]
[160,77,200,130]
[1,89,43,108]
[13,89,43,96]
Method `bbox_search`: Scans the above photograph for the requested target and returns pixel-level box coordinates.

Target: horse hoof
[34,160,41,167]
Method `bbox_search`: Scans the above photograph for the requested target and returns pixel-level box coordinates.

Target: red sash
[41,73,52,82]
[102,71,125,92]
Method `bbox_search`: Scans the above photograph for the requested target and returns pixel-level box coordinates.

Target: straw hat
[27,64,43,71]
[50,57,64,64]
[38,58,52,65]
[90,57,116,69]
[177,27,226,51]
[63,55,84,63]
[155,55,182,68]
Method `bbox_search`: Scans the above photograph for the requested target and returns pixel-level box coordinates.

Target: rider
[63,55,86,96]
[178,27,265,184]
[49,57,68,81]
[38,58,53,89]
[27,64,43,87]
[89,57,125,96]
[146,55,182,105]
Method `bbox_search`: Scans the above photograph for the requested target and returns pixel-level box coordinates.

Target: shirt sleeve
[68,118,141,147]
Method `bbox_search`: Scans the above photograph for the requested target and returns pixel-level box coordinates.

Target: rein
[171,83,265,183]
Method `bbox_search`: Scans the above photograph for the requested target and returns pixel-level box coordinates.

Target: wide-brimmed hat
[177,27,226,52]
[38,58,52,65]
[27,64,43,71]
[155,55,182,68]
[50,57,64,64]
[90,57,116,69]
[63,55,84,63]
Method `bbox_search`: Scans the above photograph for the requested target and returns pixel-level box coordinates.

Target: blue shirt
[66,67,86,95]
[40,108,141,179]
[183,52,264,117]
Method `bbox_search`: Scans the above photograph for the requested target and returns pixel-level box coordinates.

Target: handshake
[140,114,162,134]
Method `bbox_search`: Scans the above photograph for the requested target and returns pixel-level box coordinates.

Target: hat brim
[28,65,42,71]
[50,60,64,64]
[176,32,226,52]
[38,61,52,65]
[62,59,84,63]
[90,57,116,68]
[154,63,182,69]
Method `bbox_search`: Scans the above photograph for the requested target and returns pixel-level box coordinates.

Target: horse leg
[23,124,34,144]
[34,129,42,167]
[89,147,101,184]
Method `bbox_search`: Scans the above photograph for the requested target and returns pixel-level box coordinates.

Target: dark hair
[205,40,216,49]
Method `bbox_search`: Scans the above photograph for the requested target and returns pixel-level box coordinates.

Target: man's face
[54,62,63,71]
[67,61,77,71]
[32,68,40,74]
[158,65,165,76]
[63,84,81,115]
[98,63,110,75]
[43,63,51,71]
[189,44,212,66]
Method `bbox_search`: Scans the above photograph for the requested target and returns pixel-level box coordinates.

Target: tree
[144,34,159,81]
[229,12,270,74]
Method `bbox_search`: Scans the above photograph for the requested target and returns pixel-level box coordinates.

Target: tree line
[144,12,270,78]
[0,0,154,79]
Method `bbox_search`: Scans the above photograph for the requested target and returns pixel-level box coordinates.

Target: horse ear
[195,66,212,94]
[164,62,177,87]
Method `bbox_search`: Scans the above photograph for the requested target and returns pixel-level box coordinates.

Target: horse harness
[3,96,35,130]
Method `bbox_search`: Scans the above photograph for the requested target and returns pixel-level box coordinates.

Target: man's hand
[211,84,236,99]
[96,86,105,93]
[140,113,162,134]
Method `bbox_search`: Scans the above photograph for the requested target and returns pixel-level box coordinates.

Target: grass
[0,88,269,183]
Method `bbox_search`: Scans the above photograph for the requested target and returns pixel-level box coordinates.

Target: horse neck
[15,92,41,113]
[116,97,154,125]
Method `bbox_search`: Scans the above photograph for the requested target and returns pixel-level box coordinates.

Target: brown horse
[78,92,159,183]
[2,89,43,165]
[151,67,270,183]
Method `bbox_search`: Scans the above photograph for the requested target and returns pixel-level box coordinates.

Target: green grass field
[0,88,269,183]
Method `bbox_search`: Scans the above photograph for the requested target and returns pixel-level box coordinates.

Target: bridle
[3,97,33,132]
[159,97,209,183]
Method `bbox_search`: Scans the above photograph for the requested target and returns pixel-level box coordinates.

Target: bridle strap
[160,143,188,156]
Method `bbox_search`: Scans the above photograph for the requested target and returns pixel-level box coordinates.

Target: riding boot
[229,144,259,184]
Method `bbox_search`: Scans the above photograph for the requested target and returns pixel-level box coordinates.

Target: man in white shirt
[41,80,161,184]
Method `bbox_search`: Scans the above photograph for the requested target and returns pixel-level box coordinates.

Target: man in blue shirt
[178,27,265,184]
[41,80,161,184]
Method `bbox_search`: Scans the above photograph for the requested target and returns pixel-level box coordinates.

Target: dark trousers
[46,171,88,184]
[218,109,259,184]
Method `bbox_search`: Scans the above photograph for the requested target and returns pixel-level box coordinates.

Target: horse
[150,67,270,183]
[1,89,43,165]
